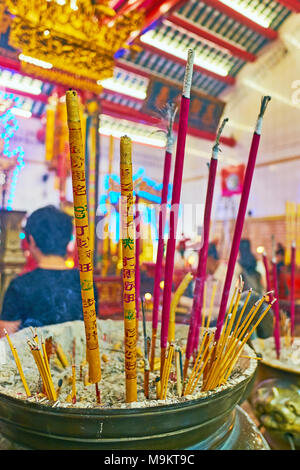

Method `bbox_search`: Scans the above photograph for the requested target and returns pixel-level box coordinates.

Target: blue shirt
[1,268,98,329]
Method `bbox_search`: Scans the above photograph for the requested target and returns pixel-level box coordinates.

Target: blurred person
[178,242,240,325]
[0,205,98,335]
[275,243,289,299]
[238,239,264,294]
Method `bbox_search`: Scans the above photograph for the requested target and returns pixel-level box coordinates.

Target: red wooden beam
[137,39,236,85]
[101,99,160,125]
[168,14,257,62]
[129,0,189,41]
[202,0,278,40]
[115,59,152,79]
[276,0,300,12]
[101,99,236,147]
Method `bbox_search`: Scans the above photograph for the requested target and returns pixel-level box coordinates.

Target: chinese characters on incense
[120,135,137,403]
[66,90,101,384]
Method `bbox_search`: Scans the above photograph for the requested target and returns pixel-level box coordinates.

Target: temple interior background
[0,0,300,452]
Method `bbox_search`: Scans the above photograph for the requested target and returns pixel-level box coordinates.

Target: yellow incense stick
[120,135,137,403]
[72,364,76,404]
[4,330,31,397]
[175,349,182,397]
[41,337,51,376]
[201,282,207,331]
[184,331,209,395]
[66,89,101,384]
[191,336,214,394]
[160,344,174,400]
[185,333,213,395]
[168,272,193,343]
[56,344,69,368]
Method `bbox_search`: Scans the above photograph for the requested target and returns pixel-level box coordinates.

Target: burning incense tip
[183,49,195,99]
[259,96,272,118]
[213,117,229,153]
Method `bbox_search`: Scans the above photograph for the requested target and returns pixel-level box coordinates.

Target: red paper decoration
[221,164,245,197]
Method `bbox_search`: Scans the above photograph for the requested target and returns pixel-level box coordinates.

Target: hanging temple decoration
[4,0,144,86]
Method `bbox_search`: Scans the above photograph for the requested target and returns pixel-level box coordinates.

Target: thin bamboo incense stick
[120,135,137,403]
[66,89,101,384]
[290,240,296,343]
[214,96,271,343]
[168,272,194,344]
[160,343,174,400]
[151,103,177,371]
[41,336,51,377]
[188,118,229,358]
[190,336,214,394]
[272,257,281,359]
[262,252,272,298]
[4,330,31,397]
[184,332,212,395]
[175,348,183,397]
[160,49,194,377]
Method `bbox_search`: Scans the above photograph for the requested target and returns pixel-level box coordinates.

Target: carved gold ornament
[5,0,144,82]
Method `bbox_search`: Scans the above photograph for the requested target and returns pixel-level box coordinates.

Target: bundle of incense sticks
[26,329,57,401]
[183,286,276,395]
[120,135,137,403]
[160,49,195,376]
[65,90,101,386]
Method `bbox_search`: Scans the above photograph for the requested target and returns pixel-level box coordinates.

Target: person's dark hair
[239,238,257,274]
[207,242,219,261]
[25,205,73,257]
[275,243,285,257]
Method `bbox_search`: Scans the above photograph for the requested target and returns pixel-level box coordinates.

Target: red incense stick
[184,118,228,374]
[214,96,271,343]
[272,257,281,358]
[135,193,141,335]
[290,241,296,343]
[262,251,273,302]
[150,103,177,371]
[160,49,195,376]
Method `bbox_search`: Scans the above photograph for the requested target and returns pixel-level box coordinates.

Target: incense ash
[252,337,300,374]
[0,320,257,410]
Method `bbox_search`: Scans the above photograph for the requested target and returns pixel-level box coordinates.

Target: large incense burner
[250,337,300,450]
[0,320,267,450]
